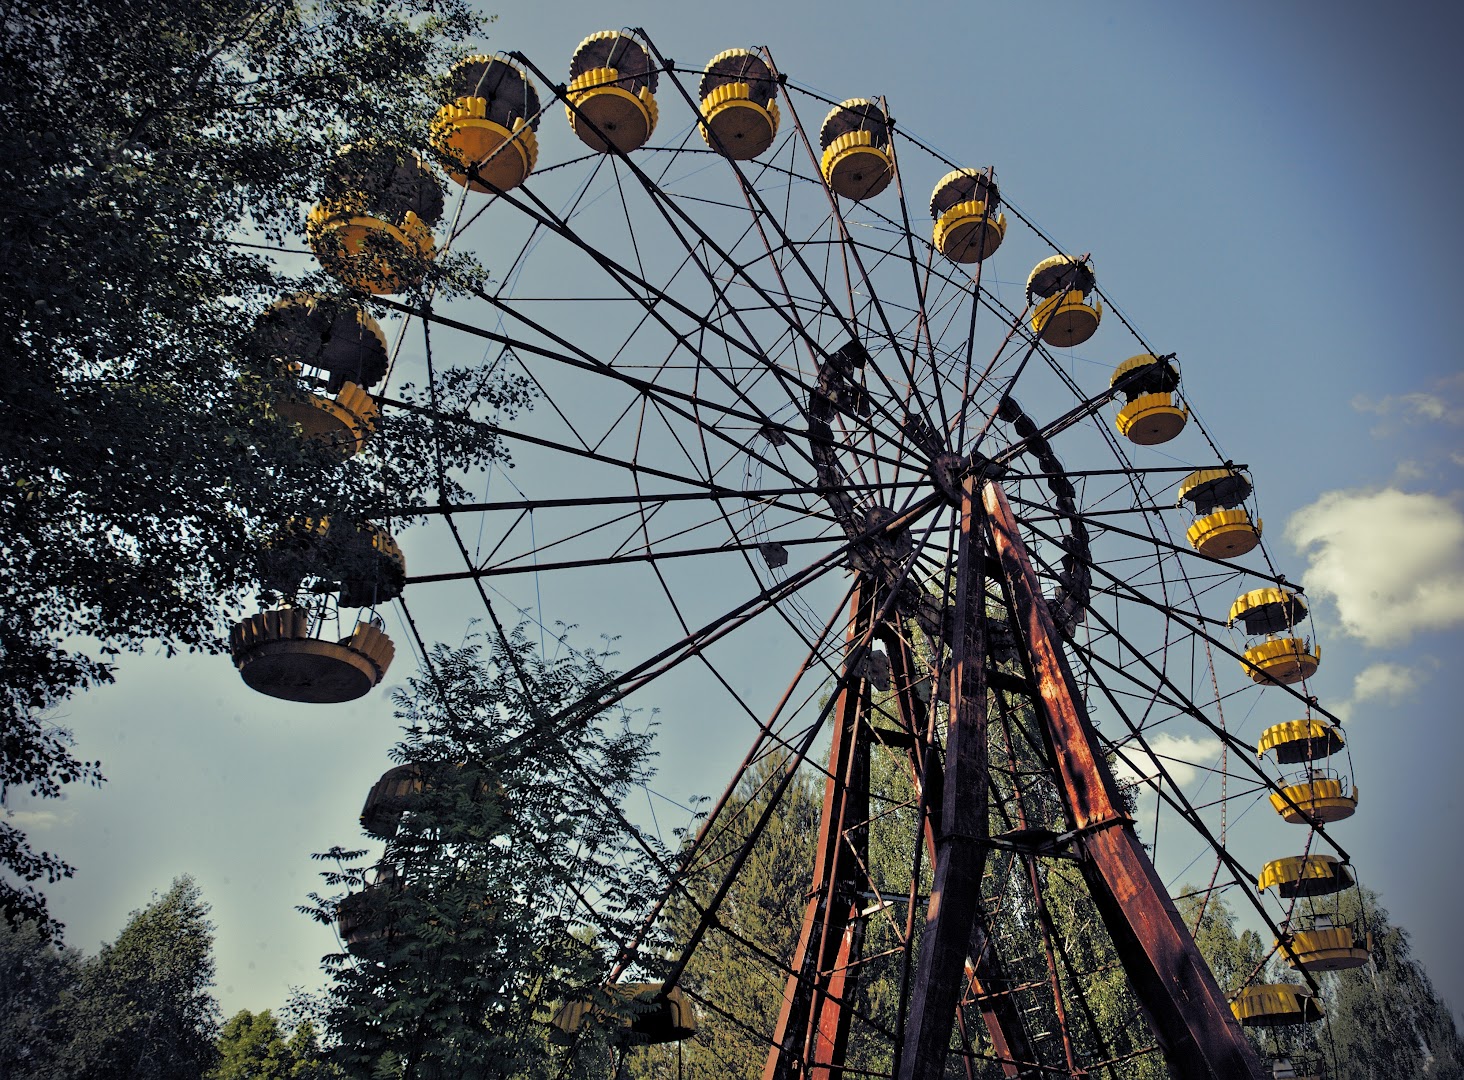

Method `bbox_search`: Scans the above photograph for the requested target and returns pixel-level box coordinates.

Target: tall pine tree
[305,628,665,1079]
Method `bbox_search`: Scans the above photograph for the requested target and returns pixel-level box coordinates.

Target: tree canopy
[303,627,666,1078]
[0,0,522,932]
[210,1009,338,1080]
[0,876,220,1079]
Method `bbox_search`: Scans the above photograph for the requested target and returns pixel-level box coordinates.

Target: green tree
[210,1009,339,1080]
[1320,887,1464,1080]
[305,628,664,1079]
[49,876,221,1079]
[633,756,821,1080]
[1174,888,1268,995]
[0,918,82,1078]
[0,0,519,933]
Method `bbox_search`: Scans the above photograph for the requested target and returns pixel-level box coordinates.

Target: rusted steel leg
[809,919,864,1078]
[982,481,1264,1080]
[964,921,1037,1078]
[879,622,1035,1079]
[765,582,874,1080]
[898,477,990,1080]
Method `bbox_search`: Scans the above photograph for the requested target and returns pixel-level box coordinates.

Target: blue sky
[18,0,1464,1036]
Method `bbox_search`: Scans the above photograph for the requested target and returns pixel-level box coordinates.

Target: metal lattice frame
[285,30,1360,1078]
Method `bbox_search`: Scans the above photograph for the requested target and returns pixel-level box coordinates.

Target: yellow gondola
[699,49,780,160]
[819,99,893,200]
[1177,467,1262,557]
[358,762,502,839]
[1269,771,1357,823]
[307,143,443,295]
[1277,918,1372,972]
[929,168,1005,263]
[1256,719,1345,764]
[255,295,389,394]
[1110,354,1186,445]
[565,32,659,154]
[1229,984,1324,1027]
[551,984,696,1046]
[261,518,405,611]
[337,864,403,958]
[360,763,425,839]
[273,381,378,459]
[1258,855,1354,898]
[1027,255,1101,346]
[1241,636,1320,685]
[1256,717,1354,823]
[229,608,394,704]
[1229,587,1306,635]
[432,55,541,192]
[1229,585,1321,685]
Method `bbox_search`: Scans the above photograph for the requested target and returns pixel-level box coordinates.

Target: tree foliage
[1318,887,1464,1080]
[1173,888,1267,996]
[0,0,530,932]
[0,876,221,1079]
[303,628,665,1079]
[0,917,82,1078]
[210,1009,339,1080]
[631,756,821,1080]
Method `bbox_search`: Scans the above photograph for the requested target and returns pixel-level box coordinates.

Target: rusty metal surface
[765,585,873,1080]
[983,481,1264,1080]
[897,477,991,1080]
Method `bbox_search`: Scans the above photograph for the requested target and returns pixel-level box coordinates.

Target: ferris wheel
[237,29,1370,1080]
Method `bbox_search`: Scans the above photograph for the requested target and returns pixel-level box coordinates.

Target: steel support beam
[878,623,1037,1079]
[982,481,1264,1080]
[898,477,991,1080]
[765,583,874,1080]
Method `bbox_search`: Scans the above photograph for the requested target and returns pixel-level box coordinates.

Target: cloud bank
[1285,488,1464,646]
[1330,660,1428,724]
[1112,732,1214,789]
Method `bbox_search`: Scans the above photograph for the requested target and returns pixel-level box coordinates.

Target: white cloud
[1112,732,1214,789]
[1286,488,1464,646]
[1330,660,1427,723]
[3,809,68,830]
[1353,371,1464,428]
[1352,661,1418,703]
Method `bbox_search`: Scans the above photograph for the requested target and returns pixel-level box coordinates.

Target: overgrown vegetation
[0,0,528,932]
[301,628,668,1078]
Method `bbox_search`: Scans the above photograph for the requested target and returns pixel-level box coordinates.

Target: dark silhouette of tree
[0,917,81,1078]
[304,628,665,1079]
[50,876,221,1079]
[0,0,524,934]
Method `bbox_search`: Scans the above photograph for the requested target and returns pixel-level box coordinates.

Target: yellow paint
[1269,778,1358,824]
[1030,290,1101,346]
[1256,720,1345,760]
[306,207,436,295]
[1115,392,1187,444]
[1229,984,1324,1027]
[700,83,780,159]
[431,103,538,192]
[565,68,658,154]
[1186,508,1262,558]
[932,199,1007,263]
[1241,636,1320,685]
[1277,928,1372,972]
[821,130,894,200]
